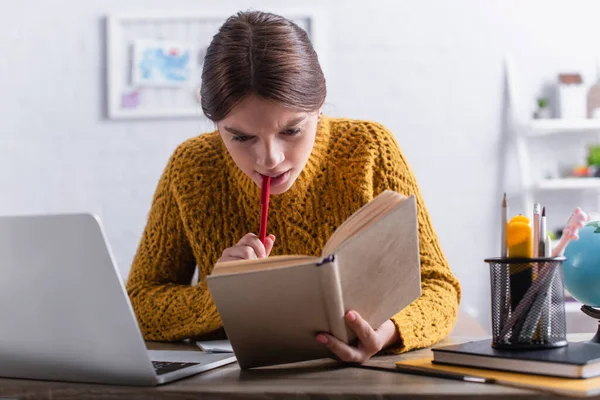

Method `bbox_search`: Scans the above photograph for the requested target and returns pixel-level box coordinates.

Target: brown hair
[200,10,326,121]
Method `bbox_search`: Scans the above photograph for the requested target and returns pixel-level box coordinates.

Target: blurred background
[3,0,600,334]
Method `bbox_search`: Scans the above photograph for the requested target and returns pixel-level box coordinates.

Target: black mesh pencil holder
[484,257,567,350]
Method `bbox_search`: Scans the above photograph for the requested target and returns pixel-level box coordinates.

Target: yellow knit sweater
[127,116,461,353]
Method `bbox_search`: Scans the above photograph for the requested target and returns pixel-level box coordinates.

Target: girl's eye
[282,128,301,136]
[232,135,252,142]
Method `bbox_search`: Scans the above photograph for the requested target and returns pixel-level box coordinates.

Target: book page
[211,255,318,276]
[322,190,406,256]
[334,195,421,330]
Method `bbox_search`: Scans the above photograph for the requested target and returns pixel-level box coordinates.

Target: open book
[206,190,422,368]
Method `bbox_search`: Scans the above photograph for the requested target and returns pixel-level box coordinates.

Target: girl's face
[217,95,320,195]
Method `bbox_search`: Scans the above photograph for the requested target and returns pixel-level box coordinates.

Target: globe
[563,221,600,307]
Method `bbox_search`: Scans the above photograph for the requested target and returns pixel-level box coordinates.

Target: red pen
[259,176,271,245]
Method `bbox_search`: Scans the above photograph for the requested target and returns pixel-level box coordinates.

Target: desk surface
[0,335,595,400]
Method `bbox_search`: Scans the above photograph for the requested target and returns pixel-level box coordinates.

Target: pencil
[533,203,541,258]
[501,193,508,258]
[358,364,496,384]
[540,207,547,257]
[259,176,271,245]
[500,193,510,333]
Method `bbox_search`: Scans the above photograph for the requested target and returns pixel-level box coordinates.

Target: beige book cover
[206,191,422,369]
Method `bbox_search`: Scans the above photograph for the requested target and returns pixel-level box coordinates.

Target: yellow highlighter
[506,215,533,312]
[506,215,533,258]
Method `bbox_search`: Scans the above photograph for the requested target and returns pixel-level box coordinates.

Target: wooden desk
[0,336,594,399]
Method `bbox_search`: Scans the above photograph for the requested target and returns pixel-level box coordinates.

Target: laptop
[0,213,236,385]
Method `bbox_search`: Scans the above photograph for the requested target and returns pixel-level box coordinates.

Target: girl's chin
[268,183,292,195]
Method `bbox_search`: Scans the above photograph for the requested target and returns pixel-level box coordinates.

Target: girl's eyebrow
[223,115,308,136]
[223,126,251,137]
[282,115,307,128]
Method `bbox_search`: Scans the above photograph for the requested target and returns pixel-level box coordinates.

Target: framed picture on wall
[131,40,194,88]
[105,9,327,120]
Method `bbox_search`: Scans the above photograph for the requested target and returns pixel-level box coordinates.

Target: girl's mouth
[258,170,290,187]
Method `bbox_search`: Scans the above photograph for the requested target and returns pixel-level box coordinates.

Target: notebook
[397,357,600,397]
[197,340,234,353]
[432,339,600,378]
[207,190,422,368]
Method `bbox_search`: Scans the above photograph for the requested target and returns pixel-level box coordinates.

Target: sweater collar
[220,115,332,204]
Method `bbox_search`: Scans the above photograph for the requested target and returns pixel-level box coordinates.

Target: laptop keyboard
[152,361,200,376]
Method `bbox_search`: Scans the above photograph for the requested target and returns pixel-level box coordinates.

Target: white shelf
[526,119,600,136]
[503,56,600,226]
[535,178,600,190]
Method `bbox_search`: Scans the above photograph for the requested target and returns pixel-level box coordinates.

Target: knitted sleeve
[367,122,461,353]
[126,148,222,341]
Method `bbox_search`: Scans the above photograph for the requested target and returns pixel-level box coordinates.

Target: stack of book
[397,339,600,396]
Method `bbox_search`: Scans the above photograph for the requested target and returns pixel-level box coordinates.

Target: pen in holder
[484,256,567,350]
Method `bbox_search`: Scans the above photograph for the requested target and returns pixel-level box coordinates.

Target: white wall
[3,0,600,331]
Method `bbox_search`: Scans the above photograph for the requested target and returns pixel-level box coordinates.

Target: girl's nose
[256,141,284,169]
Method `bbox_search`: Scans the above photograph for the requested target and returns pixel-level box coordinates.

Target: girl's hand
[316,310,400,364]
[216,233,276,263]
